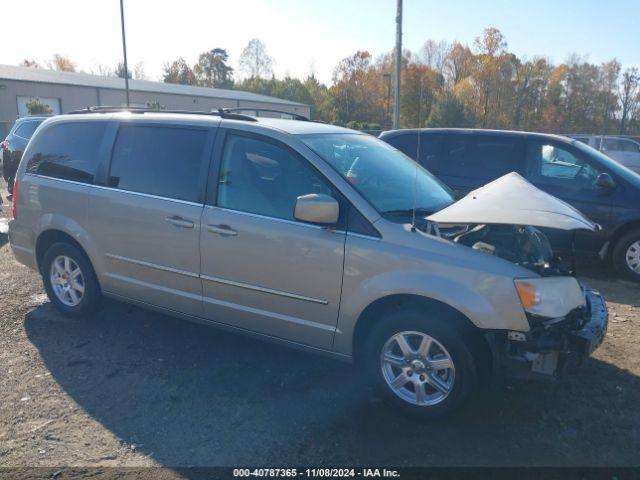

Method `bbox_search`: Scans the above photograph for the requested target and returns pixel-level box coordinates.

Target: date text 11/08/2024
[232,469,400,478]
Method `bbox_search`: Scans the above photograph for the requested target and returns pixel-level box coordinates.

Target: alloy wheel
[626,241,640,273]
[380,330,455,406]
[50,255,85,307]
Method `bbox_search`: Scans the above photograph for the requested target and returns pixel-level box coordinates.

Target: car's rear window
[25,122,106,184]
[14,120,41,140]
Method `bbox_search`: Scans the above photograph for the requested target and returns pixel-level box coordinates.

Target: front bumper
[497,286,608,379]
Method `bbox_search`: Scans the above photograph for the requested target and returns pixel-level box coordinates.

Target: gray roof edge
[0,64,309,108]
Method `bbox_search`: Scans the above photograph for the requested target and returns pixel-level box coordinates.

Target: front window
[300,133,454,216]
[525,142,601,188]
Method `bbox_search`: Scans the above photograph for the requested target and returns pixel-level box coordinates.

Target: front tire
[41,242,101,317]
[612,229,640,282]
[362,306,481,418]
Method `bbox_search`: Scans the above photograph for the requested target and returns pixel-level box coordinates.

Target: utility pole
[383,73,391,129]
[119,0,130,107]
[393,0,402,129]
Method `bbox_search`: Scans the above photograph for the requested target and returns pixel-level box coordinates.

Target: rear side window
[25,122,106,184]
[109,125,208,203]
[440,135,522,180]
[14,120,41,139]
[384,133,441,171]
[385,133,418,159]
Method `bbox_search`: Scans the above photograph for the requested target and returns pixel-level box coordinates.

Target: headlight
[514,277,585,319]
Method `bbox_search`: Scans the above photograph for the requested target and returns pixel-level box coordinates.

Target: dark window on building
[217,134,334,221]
[25,122,106,184]
[440,135,522,180]
[109,125,208,203]
[14,120,41,140]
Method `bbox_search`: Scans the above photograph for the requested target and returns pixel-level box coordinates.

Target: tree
[48,54,76,72]
[194,48,234,88]
[133,62,147,80]
[619,68,640,134]
[162,57,196,85]
[239,39,274,79]
[21,59,40,68]
[444,42,472,85]
[426,92,473,128]
[304,75,336,122]
[145,100,165,110]
[26,98,53,115]
[400,62,443,128]
[114,61,132,79]
[421,40,449,74]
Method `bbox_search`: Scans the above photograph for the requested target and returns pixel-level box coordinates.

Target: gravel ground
[0,182,639,469]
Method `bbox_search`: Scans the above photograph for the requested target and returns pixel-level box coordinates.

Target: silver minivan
[9,108,608,417]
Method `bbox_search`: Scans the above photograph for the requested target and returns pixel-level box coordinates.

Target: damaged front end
[491,286,608,379]
[425,173,609,379]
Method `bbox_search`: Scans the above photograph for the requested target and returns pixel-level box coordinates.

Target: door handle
[207,224,238,236]
[165,216,195,229]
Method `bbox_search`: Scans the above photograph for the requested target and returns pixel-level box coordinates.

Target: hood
[426,172,597,231]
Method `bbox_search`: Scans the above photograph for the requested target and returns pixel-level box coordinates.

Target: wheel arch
[35,229,98,284]
[609,220,640,258]
[351,294,489,366]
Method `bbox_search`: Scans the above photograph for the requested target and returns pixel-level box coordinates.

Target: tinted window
[14,120,41,139]
[109,125,208,203]
[440,135,522,180]
[385,133,442,171]
[603,138,640,153]
[25,122,106,184]
[385,133,417,159]
[217,134,332,221]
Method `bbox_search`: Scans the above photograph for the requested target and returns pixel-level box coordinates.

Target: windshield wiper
[382,208,434,217]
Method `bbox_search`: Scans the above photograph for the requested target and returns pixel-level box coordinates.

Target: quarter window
[14,121,40,139]
[25,122,106,184]
[217,134,332,221]
[603,138,640,153]
[109,125,208,203]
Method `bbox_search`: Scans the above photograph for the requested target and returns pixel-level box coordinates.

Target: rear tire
[612,229,640,282]
[362,306,481,418]
[41,242,101,317]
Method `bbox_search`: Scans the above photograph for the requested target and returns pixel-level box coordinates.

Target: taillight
[12,178,18,219]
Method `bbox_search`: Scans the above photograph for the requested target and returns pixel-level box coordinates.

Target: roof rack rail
[67,106,257,122]
[221,108,310,121]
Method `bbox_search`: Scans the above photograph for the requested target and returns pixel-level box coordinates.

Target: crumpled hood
[426,172,598,231]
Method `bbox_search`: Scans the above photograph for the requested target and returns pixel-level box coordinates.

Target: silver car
[572,135,640,174]
[9,108,608,417]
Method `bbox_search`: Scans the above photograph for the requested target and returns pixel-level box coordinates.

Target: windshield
[300,133,454,215]
[573,140,640,188]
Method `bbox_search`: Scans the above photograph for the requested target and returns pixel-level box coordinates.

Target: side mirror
[294,194,339,225]
[595,172,616,191]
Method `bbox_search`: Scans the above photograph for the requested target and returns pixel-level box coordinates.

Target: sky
[2,0,638,85]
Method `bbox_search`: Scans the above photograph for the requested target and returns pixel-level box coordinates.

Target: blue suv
[380,128,640,282]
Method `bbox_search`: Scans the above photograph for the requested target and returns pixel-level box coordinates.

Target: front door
[523,140,613,255]
[89,123,214,316]
[199,131,346,349]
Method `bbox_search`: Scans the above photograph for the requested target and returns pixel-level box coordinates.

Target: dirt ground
[0,182,639,469]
